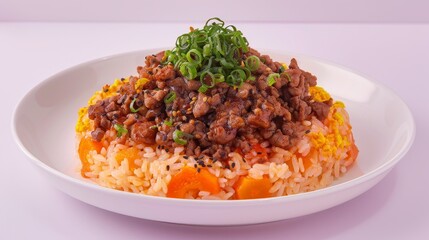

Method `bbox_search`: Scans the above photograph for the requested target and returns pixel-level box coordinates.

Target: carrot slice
[78,137,103,177]
[167,166,221,199]
[115,147,140,171]
[235,176,272,200]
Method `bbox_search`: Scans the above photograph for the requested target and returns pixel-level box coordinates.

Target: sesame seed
[207,165,212,168]
[305,130,310,134]
[194,163,197,168]
[166,165,170,171]
[182,116,187,121]
[231,162,236,168]
[203,97,208,102]
[172,111,177,117]
[183,155,189,159]
[197,168,201,173]
[192,97,197,101]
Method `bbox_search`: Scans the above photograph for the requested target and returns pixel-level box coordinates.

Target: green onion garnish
[179,62,198,80]
[172,129,193,145]
[245,55,260,71]
[114,124,128,137]
[186,49,203,65]
[164,91,177,104]
[129,98,141,113]
[278,65,285,73]
[163,17,250,90]
[198,84,210,93]
[267,73,280,86]
[164,118,173,127]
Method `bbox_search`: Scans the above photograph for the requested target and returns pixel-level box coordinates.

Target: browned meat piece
[166,77,187,90]
[260,122,277,139]
[185,139,197,156]
[144,89,168,109]
[186,80,202,91]
[105,101,118,112]
[123,114,137,126]
[100,118,111,130]
[131,121,157,144]
[208,125,237,144]
[269,130,290,148]
[288,77,305,96]
[311,101,332,121]
[155,51,165,62]
[228,114,245,129]
[193,93,210,118]
[260,55,278,72]
[289,96,312,121]
[289,58,299,69]
[207,93,221,106]
[236,83,254,99]
[145,54,161,67]
[247,108,272,128]
[106,110,121,120]
[180,122,195,134]
[88,101,105,120]
[213,147,228,160]
[302,71,317,87]
[153,65,176,82]
[91,128,105,142]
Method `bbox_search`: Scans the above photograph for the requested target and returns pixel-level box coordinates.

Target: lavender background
[1,0,428,23]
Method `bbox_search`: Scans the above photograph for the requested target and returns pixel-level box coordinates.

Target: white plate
[12,49,415,225]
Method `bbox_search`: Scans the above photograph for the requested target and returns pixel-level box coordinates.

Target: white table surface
[1,23,428,239]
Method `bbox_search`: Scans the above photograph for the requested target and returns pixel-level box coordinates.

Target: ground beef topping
[87,51,332,163]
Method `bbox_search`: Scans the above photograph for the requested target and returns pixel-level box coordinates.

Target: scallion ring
[245,55,260,71]
[173,129,193,145]
[164,118,173,127]
[129,98,142,113]
[164,91,177,104]
[179,62,198,80]
[114,124,128,137]
[186,49,203,65]
[267,73,280,86]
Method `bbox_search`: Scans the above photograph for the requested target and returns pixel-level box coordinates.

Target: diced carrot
[115,147,140,171]
[234,176,272,200]
[167,166,221,199]
[78,137,103,178]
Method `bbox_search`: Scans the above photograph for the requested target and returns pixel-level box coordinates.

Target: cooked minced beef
[87,48,332,162]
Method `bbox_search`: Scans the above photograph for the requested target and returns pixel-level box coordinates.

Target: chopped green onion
[164,91,177,104]
[114,124,128,137]
[198,84,210,93]
[186,49,203,65]
[173,129,193,145]
[245,56,260,71]
[129,98,141,113]
[179,62,198,80]
[267,73,280,86]
[203,43,212,57]
[149,125,158,130]
[227,69,246,86]
[278,65,285,73]
[164,118,173,127]
[162,17,250,91]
